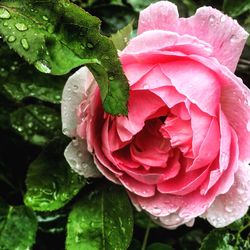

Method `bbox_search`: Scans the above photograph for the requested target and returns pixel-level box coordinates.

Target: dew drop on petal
[220,15,226,22]
[247,120,250,132]
[152,207,162,215]
[209,15,215,24]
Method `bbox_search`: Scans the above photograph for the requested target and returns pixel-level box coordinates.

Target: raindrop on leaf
[7,35,16,42]
[34,60,51,74]
[15,23,28,31]
[0,8,11,19]
[21,38,29,50]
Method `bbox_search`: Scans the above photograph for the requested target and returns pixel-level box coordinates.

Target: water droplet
[152,207,162,215]
[42,15,49,21]
[109,76,114,81]
[15,23,28,31]
[7,35,16,43]
[220,15,226,22]
[143,83,149,89]
[27,122,33,128]
[225,206,233,213]
[87,42,93,48]
[3,21,8,27]
[209,15,215,24]
[21,38,29,50]
[34,60,51,74]
[68,159,77,167]
[237,187,245,194]
[77,152,83,157]
[247,121,250,132]
[230,35,238,43]
[0,8,11,19]
[73,84,79,91]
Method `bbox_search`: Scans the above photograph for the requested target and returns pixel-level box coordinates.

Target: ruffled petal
[138,1,248,71]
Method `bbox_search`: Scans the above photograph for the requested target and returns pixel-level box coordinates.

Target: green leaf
[147,243,173,250]
[110,20,134,50]
[200,229,235,250]
[66,184,134,250]
[223,0,250,17]
[24,138,86,211]
[0,0,129,115]
[0,199,37,250]
[10,104,61,146]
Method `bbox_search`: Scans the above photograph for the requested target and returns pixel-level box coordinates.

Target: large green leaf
[10,104,61,146]
[24,139,86,211]
[66,184,134,250]
[110,21,134,50]
[0,0,129,115]
[200,229,235,250]
[0,199,37,250]
[223,0,250,17]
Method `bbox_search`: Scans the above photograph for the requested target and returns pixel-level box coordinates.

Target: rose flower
[62,1,250,229]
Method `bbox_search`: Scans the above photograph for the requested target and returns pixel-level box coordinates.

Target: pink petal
[119,174,155,197]
[138,1,248,72]
[157,167,209,195]
[116,90,166,141]
[160,59,220,116]
[203,162,250,227]
[189,54,250,162]
[188,117,220,171]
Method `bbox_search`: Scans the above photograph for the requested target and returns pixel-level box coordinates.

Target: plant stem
[141,222,151,250]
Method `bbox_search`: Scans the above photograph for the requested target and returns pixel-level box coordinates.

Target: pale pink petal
[157,167,209,195]
[62,67,95,137]
[189,54,250,162]
[188,117,220,171]
[138,1,248,71]
[138,1,179,35]
[190,105,212,157]
[122,30,212,57]
[119,174,155,197]
[203,162,250,227]
[64,138,101,178]
[160,59,220,116]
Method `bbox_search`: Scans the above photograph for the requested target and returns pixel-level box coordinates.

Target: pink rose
[62,1,250,229]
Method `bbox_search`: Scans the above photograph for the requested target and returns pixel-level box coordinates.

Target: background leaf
[0,0,129,115]
[0,199,37,250]
[24,138,86,211]
[66,184,134,250]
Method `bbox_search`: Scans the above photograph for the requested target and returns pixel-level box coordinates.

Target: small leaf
[110,20,134,50]
[10,105,61,146]
[66,184,134,250]
[0,199,37,250]
[0,0,129,115]
[147,243,173,250]
[24,138,86,211]
[223,0,250,17]
[200,229,235,250]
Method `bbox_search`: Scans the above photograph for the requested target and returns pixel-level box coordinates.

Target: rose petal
[160,59,220,116]
[64,138,101,178]
[203,162,250,227]
[138,1,248,71]
[62,67,95,137]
